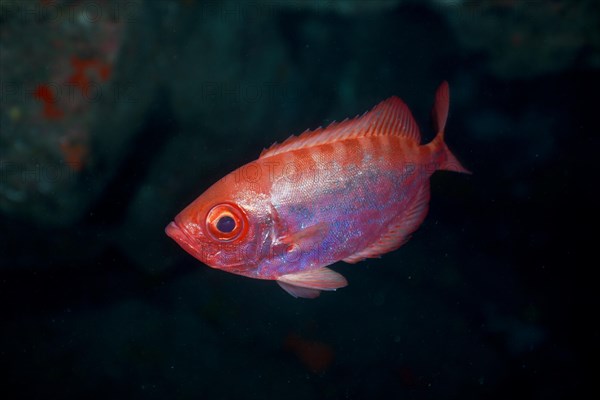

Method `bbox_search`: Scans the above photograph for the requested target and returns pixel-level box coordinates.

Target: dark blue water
[1,1,595,399]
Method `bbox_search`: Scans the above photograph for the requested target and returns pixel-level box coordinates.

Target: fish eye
[216,215,235,233]
[205,203,248,242]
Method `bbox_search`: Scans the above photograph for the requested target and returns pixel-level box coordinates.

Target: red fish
[166,82,469,298]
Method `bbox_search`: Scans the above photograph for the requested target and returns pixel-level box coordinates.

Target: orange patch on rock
[33,84,64,120]
[67,57,112,96]
[59,138,88,172]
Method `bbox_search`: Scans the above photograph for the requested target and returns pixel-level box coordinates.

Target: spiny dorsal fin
[260,96,421,159]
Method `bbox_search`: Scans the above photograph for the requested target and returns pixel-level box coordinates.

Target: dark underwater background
[1,0,597,399]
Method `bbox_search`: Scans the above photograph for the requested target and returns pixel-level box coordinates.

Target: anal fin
[343,182,431,263]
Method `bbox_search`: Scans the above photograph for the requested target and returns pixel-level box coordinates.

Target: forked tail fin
[427,81,471,174]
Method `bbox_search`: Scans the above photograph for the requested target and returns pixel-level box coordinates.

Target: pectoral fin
[276,267,348,299]
[280,222,329,249]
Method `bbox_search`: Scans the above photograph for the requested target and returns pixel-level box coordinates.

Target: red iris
[205,203,248,242]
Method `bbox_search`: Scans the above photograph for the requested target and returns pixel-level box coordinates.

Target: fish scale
[166,81,470,298]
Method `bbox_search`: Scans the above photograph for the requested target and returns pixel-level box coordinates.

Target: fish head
[165,172,274,276]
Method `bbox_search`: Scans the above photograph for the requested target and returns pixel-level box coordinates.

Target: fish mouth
[165,221,187,243]
[165,220,255,273]
[165,220,226,268]
[165,221,201,257]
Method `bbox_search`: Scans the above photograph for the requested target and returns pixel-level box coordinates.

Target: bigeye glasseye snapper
[166,82,470,298]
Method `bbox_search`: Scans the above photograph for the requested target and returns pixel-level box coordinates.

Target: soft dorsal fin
[260,96,421,159]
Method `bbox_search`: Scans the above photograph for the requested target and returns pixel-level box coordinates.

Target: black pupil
[216,216,236,233]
